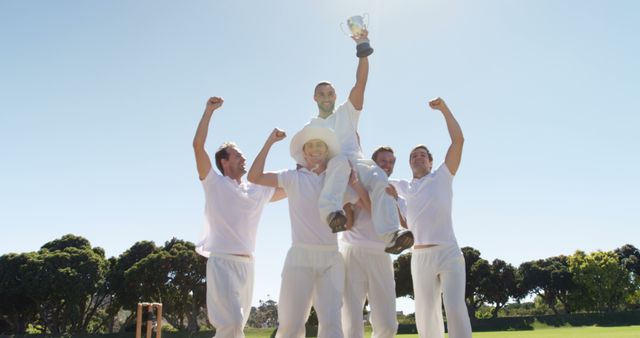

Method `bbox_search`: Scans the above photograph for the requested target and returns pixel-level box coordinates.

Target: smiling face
[302,139,329,168]
[313,83,336,117]
[409,146,433,178]
[221,146,247,180]
[373,150,396,177]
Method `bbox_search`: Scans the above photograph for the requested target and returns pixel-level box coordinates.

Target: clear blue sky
[2,0,639,314]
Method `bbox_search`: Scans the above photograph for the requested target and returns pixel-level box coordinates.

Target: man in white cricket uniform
[340,146,406,338]
[248,125,369,338]
[193,97,286,338]
[302,29,413,254]
[391,98,472,338]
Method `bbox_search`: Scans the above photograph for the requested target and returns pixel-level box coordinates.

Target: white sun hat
[289,124,341,165]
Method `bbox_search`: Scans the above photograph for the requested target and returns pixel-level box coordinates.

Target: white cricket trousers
[206,254,254,338]
[341,244,398,338]
[276,245,345,338]
[411,244,472,338]
[320,155,399,235]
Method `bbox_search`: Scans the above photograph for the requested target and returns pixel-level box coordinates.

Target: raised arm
[270,188,287,202]
[348,29,370,111]
[193,97,224,180]
[429,97,464,175]
[247,128,287,188]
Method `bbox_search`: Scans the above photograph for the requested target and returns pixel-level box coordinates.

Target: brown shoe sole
[384,231,414,254]
[329,213,347,233]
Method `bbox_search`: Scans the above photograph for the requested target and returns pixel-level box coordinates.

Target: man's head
[313,81,337,116]
[303,139,329,167]
[372,146,396,177]
[215,142,246,179]
[290,125,340,169]
[409,144,433,178]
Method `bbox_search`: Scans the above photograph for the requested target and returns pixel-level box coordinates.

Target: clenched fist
[428,97,449,112]
[206,97,224,112]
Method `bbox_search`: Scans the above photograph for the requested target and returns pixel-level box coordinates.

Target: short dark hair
[371,146,395,162]
[314,81,333,94]
[410,144,433,162]
[214,142,237,175]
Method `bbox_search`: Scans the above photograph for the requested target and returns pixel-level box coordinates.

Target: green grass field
[243,325,640,338]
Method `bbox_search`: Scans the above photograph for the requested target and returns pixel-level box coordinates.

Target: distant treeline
[394,244,640,321]
[1,234,638,334]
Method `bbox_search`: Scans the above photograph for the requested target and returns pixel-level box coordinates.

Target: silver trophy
[341,14,369,38]
[341,14,373,57]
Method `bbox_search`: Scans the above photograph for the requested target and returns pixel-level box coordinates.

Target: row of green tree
[1,234,638,334]
[393,244,640,320]
[0,235,206,334]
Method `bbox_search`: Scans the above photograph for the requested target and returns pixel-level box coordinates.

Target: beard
[317,101,335,115]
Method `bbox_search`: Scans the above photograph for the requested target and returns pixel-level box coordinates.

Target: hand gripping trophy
[342,14,374,57]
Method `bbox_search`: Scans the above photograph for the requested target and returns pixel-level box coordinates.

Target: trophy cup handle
[340,22,351,36]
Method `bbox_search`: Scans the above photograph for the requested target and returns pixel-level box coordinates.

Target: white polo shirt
[391,163,458,246]
[340,196,406,250]
[307,100,363,160]
[196,168,275,257]
[340,204,385,250]
[278,168,358,246]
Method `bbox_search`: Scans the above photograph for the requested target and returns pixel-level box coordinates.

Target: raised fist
[428,97,448,112]
[206,97,224,111]
[268,128,287,144]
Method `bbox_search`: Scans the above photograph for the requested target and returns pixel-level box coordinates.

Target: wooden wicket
[136,302,163,338]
